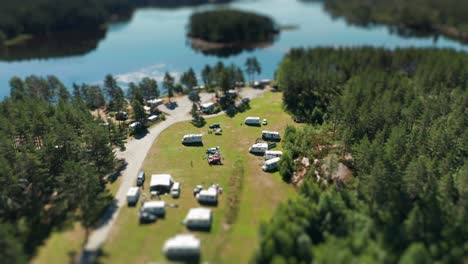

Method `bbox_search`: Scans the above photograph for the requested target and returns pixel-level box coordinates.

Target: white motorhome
[262,157,281,172]
[244,117,261,126]
[141,201,166,216]
[182,134,203,145]
[129,122,141,129]
[262,131,281,142]
[265,150,283,160]
[196,187,218,205]
[126,187,140,206]
[163,234,200,260]
[249,142,269,155]
[150,174,174,194]
[147,98,164,106]
[183,208,212,230]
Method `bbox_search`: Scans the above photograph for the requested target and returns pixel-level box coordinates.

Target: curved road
[79,89,265,263]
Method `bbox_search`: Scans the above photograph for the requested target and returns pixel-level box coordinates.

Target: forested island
[318,0,468,42]
[0,0,234,46]
[255,47,467,263]
[187,9,279,57]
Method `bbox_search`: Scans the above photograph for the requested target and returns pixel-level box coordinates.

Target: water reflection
[0,30,107,62]
[188,36,278,58]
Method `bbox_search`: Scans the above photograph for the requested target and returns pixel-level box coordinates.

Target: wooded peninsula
[319,0,468,42]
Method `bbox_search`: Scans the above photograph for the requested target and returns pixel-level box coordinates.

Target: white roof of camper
[183,134,202,138]
[265,150,283,155]
[148,115,158,121]
[262,130,280,135]
[143,201,165,209]
[150,174,173,187]
[185,208,212,222]
[201,102,215,108]
[265,157,281,165]
[163,234,200,251]
[144,106,151,111]
[199,188,218,197]
[252,143,268,149]
[245,116,260,120]
[126,187,139,197]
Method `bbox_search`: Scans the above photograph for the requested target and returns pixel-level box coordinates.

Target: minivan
[136,171,145,187]
[171,182,181,198]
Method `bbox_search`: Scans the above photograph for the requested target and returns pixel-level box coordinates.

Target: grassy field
[30,222,85,264]
[100,91,298,263]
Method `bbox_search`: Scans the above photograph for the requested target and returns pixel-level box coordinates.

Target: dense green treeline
[0,76,121,262]
[188,9,278,44]
[0,0,233,44]
[255,48,467,263]
[319,0,468,42]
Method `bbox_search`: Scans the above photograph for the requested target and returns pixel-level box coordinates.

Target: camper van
[182,134,203,145]
[265,150,283,160]
[163,234,200,260]
[244,117,261,126]
[136,171,145,186]
[141,201,166,217]
[196,188,218,205]
[183,208,212,230]
[249,143,269,155]
[126,187,140,206]
[171,182,181,198]
[262,157,281,172]
[262,131,281,142]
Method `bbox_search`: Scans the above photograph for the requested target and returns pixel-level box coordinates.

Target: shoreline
[189,37,275,51]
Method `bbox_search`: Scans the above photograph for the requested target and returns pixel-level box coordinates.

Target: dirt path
[78,88,264,264]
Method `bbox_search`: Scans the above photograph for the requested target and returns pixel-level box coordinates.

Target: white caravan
[196,187,218,205]
[265,150,283,160]
[183,208,212,230]
[262,131,281,141]
[126,187,140,206]
[244,117,261,126]
[182,134,203,145]
[141,201,166,216]
[163,234,200,260]
[262,157,281,172]
[249,142,269,154]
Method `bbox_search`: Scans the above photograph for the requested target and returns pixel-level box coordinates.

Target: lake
[1,0,467,98]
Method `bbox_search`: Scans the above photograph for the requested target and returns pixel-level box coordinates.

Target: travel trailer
[262,157,280,172]
[126,187,140,206]
[183,208,212,230]
[141,201,166,217]
[249,142,269,155]
[265,150,283,160]
[196,187,218,205]
[262,131,281,142]
[244,117,261,126]
[163,234,200,260]
[182,134,203,145]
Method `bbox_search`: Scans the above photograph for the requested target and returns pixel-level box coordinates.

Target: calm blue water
[1,0,467,98]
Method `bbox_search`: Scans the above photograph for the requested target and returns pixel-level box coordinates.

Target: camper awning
[150,174,173,187]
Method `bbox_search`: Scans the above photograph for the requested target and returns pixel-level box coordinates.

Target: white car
[262,119,268,125]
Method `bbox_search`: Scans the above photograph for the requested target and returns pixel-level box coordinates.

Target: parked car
[209,123,221,129]
[294,117,302,123]
[171,182,181,198]
[262,119,268,125]
[136,171,145,186]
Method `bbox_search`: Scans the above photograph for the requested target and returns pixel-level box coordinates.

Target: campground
[99,91,298,263]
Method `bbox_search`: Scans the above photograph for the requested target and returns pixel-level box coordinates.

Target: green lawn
[100,91,298,263]
[30,222,85,264]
